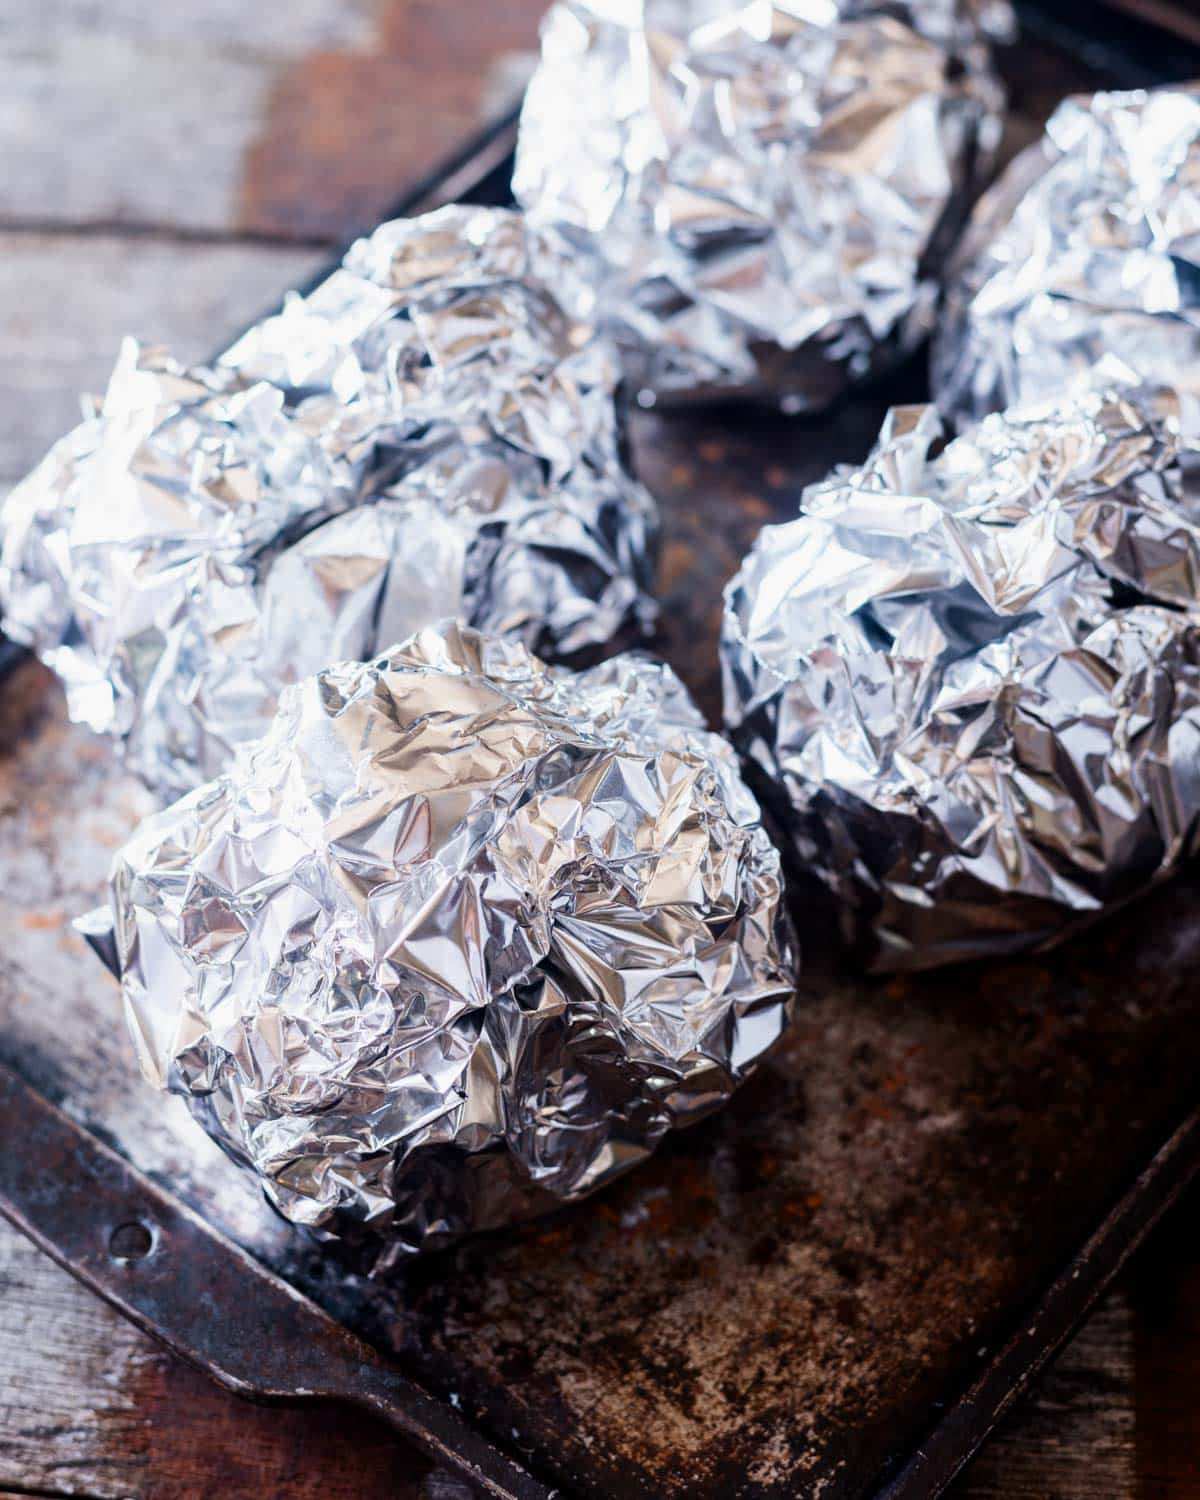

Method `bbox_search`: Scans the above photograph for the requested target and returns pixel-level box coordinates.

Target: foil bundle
[106,622,796,1260]
[721,385,1200,972]
[513,0,1009,409]
[0,207,657,801]
[934,85,1200,428]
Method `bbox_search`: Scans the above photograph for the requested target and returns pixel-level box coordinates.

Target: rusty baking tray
[4,2,1200,1496]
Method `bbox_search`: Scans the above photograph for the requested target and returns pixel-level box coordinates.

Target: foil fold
[0,207,657,801]
[721,385,1200,971]
[933,85,1200,428]
[107,621,796,1260]
[514,0,1009,409]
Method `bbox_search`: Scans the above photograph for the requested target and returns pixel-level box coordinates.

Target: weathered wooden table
[2,4,1200,1497]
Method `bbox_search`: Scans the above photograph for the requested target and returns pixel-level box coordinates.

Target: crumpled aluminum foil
[933,85,1200,428]
[0,206,657,801]
[513,0,1009,410]
[106,621,796,1261]
[721,384,1200,972]
[0,341,353,745]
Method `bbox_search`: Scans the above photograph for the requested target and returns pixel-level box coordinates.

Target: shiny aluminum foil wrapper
[722,385,1200,972]
[513,0,1009,410]
[0,206,657,801]
[106,622,796,1261]
[934,86,1200,428]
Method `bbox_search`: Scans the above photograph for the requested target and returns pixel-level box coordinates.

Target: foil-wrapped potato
[934,85,1200,427]
[0,207,657,800]
[722,386,1200,971]
[515,0,1008,409]
[106,622,796,1261]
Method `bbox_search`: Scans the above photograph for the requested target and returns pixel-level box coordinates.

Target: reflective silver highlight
[514,0,1008,409]
[108,622,797,1260]
[722,386,1200,971]
[0,207,657,801]
[934,86,1200,427]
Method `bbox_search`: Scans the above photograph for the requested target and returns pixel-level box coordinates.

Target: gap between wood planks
[0,1488,114,1500]
[0,230,328,495]
[0,218,338,250]
[0,1219,433,1500]
[0,1208,1151,1500]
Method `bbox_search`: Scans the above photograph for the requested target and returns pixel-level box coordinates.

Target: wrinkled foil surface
[722,385,1200,971]
[0,207,657,801]
[934,86,1200,427]
[514,0,1008,409]
[108,622,796,1260]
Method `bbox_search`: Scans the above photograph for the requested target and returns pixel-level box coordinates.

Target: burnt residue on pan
[3,11,1200,1500]
[291,364,1200,1498]
[371,871,1200,1499]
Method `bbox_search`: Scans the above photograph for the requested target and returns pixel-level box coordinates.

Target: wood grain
[0,234,323,489]
[0,1,542,241]
[957,1297,1136,1497]
[2,0,1200,1496]
[237,1,541,241]
[0,6,541,1499]
[0,35,282,235]
[2,1200,1189,1500]
[0,1219,432,1500]
[0,0,547,497]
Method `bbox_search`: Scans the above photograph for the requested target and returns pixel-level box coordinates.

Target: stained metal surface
[2,5,1200,1500]
[0,1061,554,1500]
[376,388,1200,1496]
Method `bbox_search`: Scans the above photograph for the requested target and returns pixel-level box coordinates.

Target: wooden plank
[0,1217,432,1500]
[957,1190,1200,1499]
[0,0,548,495]
[1,2,1198,1498]
[6,0,378,54]
[0,233,324,490]
[0,1199,1176,1500]
[955,1296,1136,1497]
[234,3,542,241]
[0,34,278,236]
[0,0,545,242]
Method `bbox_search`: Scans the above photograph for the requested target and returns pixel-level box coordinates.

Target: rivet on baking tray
[108,1219,155,1262]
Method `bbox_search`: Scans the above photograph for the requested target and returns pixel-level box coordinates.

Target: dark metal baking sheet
[2,3,1200,1497]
